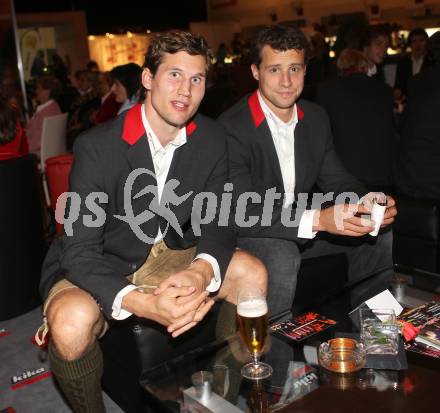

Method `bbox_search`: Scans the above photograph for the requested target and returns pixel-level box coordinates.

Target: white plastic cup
[369,194,386,236]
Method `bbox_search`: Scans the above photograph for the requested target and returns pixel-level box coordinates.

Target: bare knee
[47,289,104,360]
[222,250,268,304]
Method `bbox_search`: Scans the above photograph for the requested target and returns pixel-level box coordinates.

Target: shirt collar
[367,64,377,77]
[257,90,297,127]
[141,103,187,154]
[36,99,55,113]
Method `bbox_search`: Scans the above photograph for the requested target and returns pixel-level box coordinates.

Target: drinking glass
[237,289,273,380]
[360,308,399,355]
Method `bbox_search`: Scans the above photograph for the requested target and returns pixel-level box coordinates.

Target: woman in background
[26,75,62,157]
[109,63,142,115]
[0,97,28,160]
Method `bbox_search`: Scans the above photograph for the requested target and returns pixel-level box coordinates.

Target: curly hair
[251,24,310,67]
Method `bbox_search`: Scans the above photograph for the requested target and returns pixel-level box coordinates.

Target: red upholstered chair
[45,153,74,236]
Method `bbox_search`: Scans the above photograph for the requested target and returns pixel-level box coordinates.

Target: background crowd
[1,23,440,202]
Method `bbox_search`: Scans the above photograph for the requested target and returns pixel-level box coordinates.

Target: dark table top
[140,266,440,413]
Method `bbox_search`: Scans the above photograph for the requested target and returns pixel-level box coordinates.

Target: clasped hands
[143,259,215,338]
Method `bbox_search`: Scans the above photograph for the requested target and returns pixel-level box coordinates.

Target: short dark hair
[109,63,142,100]
[251,25,310,67]
[143,30,213,76]
[408,27,429,44]
[37,75,62,99]
[362,24,391,48]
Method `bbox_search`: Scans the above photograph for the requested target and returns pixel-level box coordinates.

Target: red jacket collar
[248,90,304,128]
[121,103,197,145]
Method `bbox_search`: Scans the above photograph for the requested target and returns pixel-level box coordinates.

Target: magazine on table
[270,312,337,342]
[398,301,440,351]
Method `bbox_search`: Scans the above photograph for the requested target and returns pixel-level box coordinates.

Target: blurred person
[0,97,29,160]
[26,75,62,157]
[86,60,100,72]
[0,69,25,120]
[36,30,266,413]
[110,62,142,114]
[362,24,390,81]
[216,42,229,67]
[94,71,121,124]
[74,69,93,96]
[220,25,396,315]
[198,67,237,118]
[303,32,330,99]
[316,49,396,191]
[395,28,435,95]
[395,32,440,200]
[232,32,243,54]
[30,50,46,78]
[67,71,101,148]
[50,53,69,85]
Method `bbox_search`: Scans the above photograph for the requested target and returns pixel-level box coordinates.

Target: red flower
[401,321,420,342]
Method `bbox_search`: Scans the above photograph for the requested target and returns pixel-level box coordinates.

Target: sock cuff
[49,341,103,380]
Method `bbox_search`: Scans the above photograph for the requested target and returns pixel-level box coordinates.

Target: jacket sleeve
[57,136,131,317]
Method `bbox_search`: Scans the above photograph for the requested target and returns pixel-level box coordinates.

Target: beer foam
[237,298,268,317]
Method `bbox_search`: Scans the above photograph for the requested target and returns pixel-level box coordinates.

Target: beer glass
[237,290,273,380]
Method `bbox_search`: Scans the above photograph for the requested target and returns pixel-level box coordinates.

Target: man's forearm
[121,289,154,319]
[190,258,215,286]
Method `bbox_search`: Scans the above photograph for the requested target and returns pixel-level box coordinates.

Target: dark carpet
[0,307,122,413]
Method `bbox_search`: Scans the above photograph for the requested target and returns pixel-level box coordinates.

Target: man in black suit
[396,31,440,200]
[220,25,396,316]
[37,31,267,412]
[395,28,435,96]
[315,48,396,191]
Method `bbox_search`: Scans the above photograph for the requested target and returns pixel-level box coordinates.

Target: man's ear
[141,68,153,90]
[250,64,260,81]
[304,64,307,76]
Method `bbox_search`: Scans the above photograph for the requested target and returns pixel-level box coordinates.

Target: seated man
[36,30,267,413]
[219,25,397,316]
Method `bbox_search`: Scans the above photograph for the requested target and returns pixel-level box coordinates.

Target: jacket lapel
[294,114,308,195]
[122,104,157,197]
[249,91,308,195]
[248,91,283,189]
[121,105,159,237]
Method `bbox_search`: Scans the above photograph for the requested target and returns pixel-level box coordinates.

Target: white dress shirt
[257,92,317,239]
[411,55,424,75]
[112,104,221,319]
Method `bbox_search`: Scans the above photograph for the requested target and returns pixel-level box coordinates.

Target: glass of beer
[237,289,273,380]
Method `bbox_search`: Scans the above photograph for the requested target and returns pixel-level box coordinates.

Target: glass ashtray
[319,338,366,374]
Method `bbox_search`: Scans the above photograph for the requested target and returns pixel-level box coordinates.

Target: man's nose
[280,71,292,87]
[178,79,191,97]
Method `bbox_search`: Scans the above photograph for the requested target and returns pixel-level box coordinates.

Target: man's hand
[381,195,397,228]
[313,203,374,236]
[122,287,213,337]
[153,259,214,301]
[360,193,397,229]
